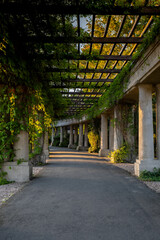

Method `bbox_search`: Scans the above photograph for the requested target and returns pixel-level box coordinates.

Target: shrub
[139,168,160,181]
[59,136,69,147]
[88,130,100,153]
[108,144,129,163]
[52,135,60,146]
[0,171,12,185]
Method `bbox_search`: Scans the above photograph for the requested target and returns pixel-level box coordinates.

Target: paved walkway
[1,147,160,240]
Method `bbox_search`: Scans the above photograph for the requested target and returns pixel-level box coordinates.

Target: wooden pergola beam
[22,36,143,44]
[72,103,93,105]
[32,54,133,61]
[64,97,99,99]
[50,86,103,89]
[0,4,159,15]
[47,68,121,73]
[61,92,103,95]
[62,78,113,83]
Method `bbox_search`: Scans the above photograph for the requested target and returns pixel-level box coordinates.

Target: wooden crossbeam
[61,78,113,82]
[69,104,93,106]
[0,4,159,15]
[61,92,103,95]
[22,36,143,44]
[50,86,102,88]
[69,107,88,109]
[33,54,132,61]
[47,68,121,73]
[64,96,99,99]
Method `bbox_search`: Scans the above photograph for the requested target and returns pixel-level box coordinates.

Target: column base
[2,162,32,182]
[40,150,49,164]
[76,146,88,151]
[83,146,88,151]
[134,159,160,176]
[68,144,76,149]
[99,149,109,157]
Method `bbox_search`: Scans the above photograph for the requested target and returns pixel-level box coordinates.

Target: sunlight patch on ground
[47,159,107,164]
[49,154,103,159]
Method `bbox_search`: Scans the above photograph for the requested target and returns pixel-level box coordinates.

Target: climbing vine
[0,13,76,167]
[0,1,160,170]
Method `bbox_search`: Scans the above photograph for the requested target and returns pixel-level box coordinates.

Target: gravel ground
[114,163,160,193]
[0,167,43,207]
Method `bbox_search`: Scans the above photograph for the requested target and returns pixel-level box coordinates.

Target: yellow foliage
[0,37,7,55]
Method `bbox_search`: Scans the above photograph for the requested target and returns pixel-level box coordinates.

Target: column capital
[138,83,153,91]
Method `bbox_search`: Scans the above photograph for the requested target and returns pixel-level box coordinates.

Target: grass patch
[0,171,13,185]
[139,168,160,181]
[0,178,12,185]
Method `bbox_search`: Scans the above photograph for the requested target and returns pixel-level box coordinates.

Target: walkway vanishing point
[1,147,160,240]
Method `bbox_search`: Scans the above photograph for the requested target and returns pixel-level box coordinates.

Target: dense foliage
[88,130,100,153]
[0,11,76,167]
[52,135,60,147]
[108,144,129,163]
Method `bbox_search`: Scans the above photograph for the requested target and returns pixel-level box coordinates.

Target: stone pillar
[55,127,59,136]
[77,123,83,151]
[37,112,44,149]
[113,105,123,150]
[156,84,160,160]
[68,125,74,148]
[63,127,67,138]
[41,131,49,163]
[125,105,136,163]
[109,114,114,152]
[99,113,108,157]
[134,84,160,176]
[84,122,88,150]
[51,127,54,146]
[14,130,29,161]
[74,125,78,145]
[11,130,32,182]
[59,126,63,145]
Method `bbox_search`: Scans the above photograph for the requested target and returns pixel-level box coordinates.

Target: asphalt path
[1,147,160,240]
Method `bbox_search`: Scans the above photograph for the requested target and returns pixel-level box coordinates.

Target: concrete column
[109,114,114,152]
[134,84,160,176]
[51,127,54,146]
[14,130,29,161]
[156,84,160,159]
[55,127,59,136]
[63,127,67,138]
[113,105,123,150]
[99,113,108,157]
[74,125,78,145]
[59,126,63,145]
[84,122,88,149]
[37,112,43,149]
[68,125,74,148]
[77,123,83,150]
[125,106,136,163]
[12,130,32,182]
[41,131,49,163]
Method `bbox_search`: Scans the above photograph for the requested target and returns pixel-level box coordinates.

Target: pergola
[1,0,160,117]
